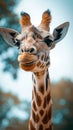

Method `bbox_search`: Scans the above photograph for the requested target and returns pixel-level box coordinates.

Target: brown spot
[42,105,52,124]
[34,78,36,84]
[29,120,36,130]
[39,85,44,94]
[40,63,44,69]
[49,124,52,130]
[39,124,43,130]
[45,124,52,130]
[32,110,39,123]
[43,96,47,109]
[32,90,34,99]
[32,74,34,80]
[32,75,36,84]
[36,92,42,107]
[46,76,48,91]
[47,72,49,79]
[46,72,49,90]
[46,61,50,66]
[42,111,48,124]
[45,128,48,130]
[43,93,51,109]
[47,105,52,120]
[37,61,41,67]
[34,71,45,77]
[34,86,36,95]
[39,109,44,116]
[46,93,51,104]
[41,55,44,60]
[33,101,37,111]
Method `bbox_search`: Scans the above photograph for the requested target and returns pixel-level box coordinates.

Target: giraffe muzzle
[18,52,38,71]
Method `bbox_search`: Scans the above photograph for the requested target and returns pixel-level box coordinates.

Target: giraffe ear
[0,27,20,47]
[53,22,69,44]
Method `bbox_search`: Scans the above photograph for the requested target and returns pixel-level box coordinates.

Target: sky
[0,0,73,101]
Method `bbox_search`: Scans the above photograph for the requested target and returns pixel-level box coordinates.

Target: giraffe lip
[18,53,38,66]
[20,60,37,66]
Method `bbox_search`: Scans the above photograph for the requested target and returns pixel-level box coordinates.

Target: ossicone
[38,9,52,31]
[19,11,32,27]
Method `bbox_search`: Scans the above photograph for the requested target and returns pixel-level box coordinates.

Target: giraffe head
[0,9,69,73]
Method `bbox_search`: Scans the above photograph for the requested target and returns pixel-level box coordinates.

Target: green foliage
[0,0,20,79]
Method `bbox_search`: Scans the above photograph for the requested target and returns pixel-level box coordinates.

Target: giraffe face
[17,26,53,72]
[0,9,69,73]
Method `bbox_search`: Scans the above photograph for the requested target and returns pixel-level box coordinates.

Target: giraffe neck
[29,69,52,130]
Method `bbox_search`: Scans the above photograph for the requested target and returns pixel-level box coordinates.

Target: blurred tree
[0,80,73,130]
[52,79,73,130]
[0,89,31,130]
[0,0,20,79]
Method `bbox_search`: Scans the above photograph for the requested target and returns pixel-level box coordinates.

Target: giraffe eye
[44,36,53,47]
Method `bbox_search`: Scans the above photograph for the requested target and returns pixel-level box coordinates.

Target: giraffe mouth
[18,53,38,71]
[20,60,37,66]
[19,61,37,71]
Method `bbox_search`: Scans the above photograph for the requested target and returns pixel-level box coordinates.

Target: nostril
[29,47,37,54]
[21,48,24,53]
[30,48,35,53]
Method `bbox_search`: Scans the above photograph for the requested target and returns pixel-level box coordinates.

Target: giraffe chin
[19,63,36,71]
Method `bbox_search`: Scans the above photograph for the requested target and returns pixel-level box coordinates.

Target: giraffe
[0,9,69,130]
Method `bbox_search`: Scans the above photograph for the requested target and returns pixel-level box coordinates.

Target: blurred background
[0,0,73,130]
